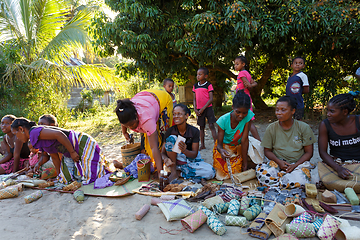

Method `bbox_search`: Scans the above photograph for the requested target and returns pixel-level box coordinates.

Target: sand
[0,118,359,240]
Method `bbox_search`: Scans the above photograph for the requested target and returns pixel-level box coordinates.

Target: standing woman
[115,89,173,176]
[213,91,253,180]
[11,118,107,184]
[0,115,30,174]
[318,93,360,179]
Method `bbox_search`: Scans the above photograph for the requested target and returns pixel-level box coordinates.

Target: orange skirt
[212,141,243,180]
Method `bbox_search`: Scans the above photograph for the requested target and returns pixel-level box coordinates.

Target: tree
[0,0,119,122]
[92,0,360,109]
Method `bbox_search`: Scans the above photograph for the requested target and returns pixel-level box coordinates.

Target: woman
[11,118,108,184]
[162,104,215,181]
[0,115,30,174]
[213,90,253,180]
[256,96,316,188]
[115,89,173,177]
[318,93,360,179]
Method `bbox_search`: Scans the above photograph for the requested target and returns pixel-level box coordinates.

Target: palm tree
[0,0,118,91]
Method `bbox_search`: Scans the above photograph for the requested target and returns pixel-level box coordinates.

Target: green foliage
[92,0,360,109]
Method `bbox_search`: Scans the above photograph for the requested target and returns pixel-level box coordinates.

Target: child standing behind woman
[0,115,30,174]
[234,56,260,140]
[193,67,217,150]
[163,78,176,106]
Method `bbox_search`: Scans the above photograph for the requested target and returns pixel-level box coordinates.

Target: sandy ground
[0,117,359,240]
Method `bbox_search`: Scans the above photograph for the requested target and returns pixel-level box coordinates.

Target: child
[286,57,309,120]
[28,142,41,167]
[234,56,260,140]
[192,67,217,150]
[163,78,176,106]
[213,90,253,180]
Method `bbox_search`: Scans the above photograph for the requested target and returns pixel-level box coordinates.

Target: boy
[192,67,217,149]
[286,57,309,120]
[163,78,176,106]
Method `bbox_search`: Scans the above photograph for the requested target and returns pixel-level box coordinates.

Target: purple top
[29,126,74,158]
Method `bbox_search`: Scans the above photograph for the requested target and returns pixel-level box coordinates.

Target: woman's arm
[38,128,79,162]
[0,139,13,164]
[318,121,351,179]
[241,122,250,171]
[286,144,313,173]
[121,125,131,141]
[147,131,162,176]
[12,137,24,172]
[216,126,230,159]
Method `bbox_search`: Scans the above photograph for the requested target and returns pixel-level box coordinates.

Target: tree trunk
[208,69,224,109]
[251,59,274,110]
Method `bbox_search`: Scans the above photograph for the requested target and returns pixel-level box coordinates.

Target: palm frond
[0,0,26,43]
[40,6,93,62]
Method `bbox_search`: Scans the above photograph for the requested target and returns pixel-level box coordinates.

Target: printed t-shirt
[192,81,214,109]
[286,72,309,109]
[324,116,360,161]
[164,124,200,151]
[216,109,254,146]
[131,91,160,136]
[261,120,316,164]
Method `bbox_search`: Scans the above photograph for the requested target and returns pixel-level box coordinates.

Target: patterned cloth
[256,160,313,189]
[0,158,28,174]
[213,142,243,180]
[165,135,215,179]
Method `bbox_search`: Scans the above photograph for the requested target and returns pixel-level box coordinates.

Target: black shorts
[197,106,217,127]
[294,108,304,120]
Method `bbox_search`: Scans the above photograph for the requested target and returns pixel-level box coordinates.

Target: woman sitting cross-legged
[256,96,316,188]
[161,104,215,181]
[318,92,360,179]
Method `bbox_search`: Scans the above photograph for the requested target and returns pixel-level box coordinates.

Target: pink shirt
[236,70,253,97]
[29,152,41,166]
[131,91,160,136]
[192,81,214,109]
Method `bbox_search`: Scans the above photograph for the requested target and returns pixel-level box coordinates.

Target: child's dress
[236,70,255,120]
[29,151,41,166]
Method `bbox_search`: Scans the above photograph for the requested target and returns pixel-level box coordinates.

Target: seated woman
[318,93,360,179]
[256,96,316,188]
[11,118,108,184]
[161,104,215,181]
[0,115,30,174]
[213,90,253,180]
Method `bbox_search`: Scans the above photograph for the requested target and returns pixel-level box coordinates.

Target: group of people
[1,56,359,190]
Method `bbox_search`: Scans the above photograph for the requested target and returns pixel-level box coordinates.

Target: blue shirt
[286,72,309,109]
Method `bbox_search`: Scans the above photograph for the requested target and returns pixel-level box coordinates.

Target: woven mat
[80,179,152,197]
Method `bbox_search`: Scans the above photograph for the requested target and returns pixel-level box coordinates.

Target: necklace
[198,81,207,87]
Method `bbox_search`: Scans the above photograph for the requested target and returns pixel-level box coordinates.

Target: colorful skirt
[165,135,215,180]
[212,142,243,180]
[143,89,173,168]
[58,131,107,185]
[0,158,29,174]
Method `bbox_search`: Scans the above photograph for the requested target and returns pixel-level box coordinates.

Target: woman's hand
[178,141,186,153]
[70,151,80,162]
[123,132,131,142]
[219,149,231,160]
[336,166,352,179]
[278,160,290,171]
[286,163,297,173]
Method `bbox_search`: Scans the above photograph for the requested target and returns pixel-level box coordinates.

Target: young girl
[256,96,316,188]
[234,56,260,140]
[11,118,108,184]
[28,142,41,167]
[318,93,360,179]
[161,104,215,181]
[0,115,30,174]
[163,78,176,106]
[213,90,253,180]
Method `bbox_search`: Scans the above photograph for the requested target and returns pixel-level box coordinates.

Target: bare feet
[199,145,206,150]
[113,160,123,169]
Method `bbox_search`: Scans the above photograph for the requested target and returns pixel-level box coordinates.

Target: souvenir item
[207,215,226,236]
[225,215,247,227]
[244,204,261,221]
[285,223,316,238]
[24,190,43,203]
[265,203,291,237]
[181,209,207,233]
[247,212,272,240]
[317,215,341,240]
[227,199,240,216]
[158,199,194,221]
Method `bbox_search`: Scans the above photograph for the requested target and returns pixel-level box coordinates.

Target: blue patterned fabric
[165,135,215,180]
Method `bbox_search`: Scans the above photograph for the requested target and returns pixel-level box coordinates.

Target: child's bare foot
[113,160,123,169]
[199,145,206,150]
